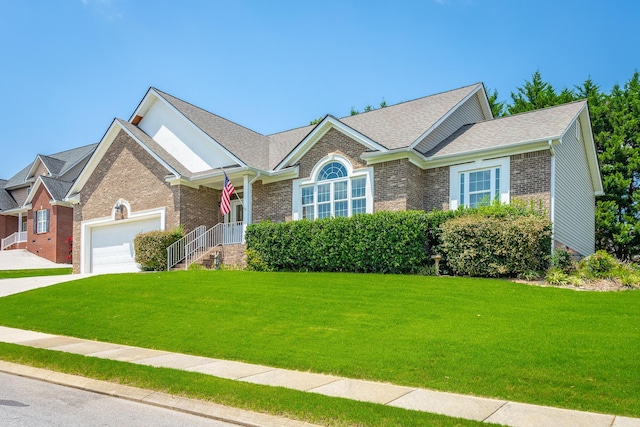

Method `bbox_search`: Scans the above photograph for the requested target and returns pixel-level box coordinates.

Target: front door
[223,199,244,244]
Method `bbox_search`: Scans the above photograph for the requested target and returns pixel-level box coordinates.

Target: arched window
[293,156,373,220]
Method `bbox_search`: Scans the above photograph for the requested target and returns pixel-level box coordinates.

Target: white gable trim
[67,119,180,197]
[409,84,491,150]
[23,155,52,182]
[135,88,246,168]
[23,176,48,206]
[274,116,388,171]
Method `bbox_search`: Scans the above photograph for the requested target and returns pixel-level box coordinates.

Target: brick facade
[27,185,73,263]
[298,128,368,177]
[423,166,450,211]
[372,159,425,212]
[177,185,220,231]
[72,129,182,272]
[252,180,292,222]
[510,150,552,212]
[0,215,18,241]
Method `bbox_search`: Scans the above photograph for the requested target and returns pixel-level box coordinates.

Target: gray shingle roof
[4,143,98,189]
[152,89,270,170]
[263,84,483,169]
[340,84,482,150]
[0,180,18,211]
[39,155,66,176]
[39,176,73,201]
[426,101,586,158]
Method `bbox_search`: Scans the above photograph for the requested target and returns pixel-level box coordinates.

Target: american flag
[220,173,235,216]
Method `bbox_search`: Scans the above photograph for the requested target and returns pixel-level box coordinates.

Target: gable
[137,97,242,173]
[275,116,387,171]
[297,128,370,178]
[413,90,490,154]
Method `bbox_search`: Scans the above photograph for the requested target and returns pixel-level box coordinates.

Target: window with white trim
[36,209,50,233]
[449,157,510,210]
[293,156,373,220]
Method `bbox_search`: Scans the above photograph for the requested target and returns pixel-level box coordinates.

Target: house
[65,83,603,274]
[0,144,97,263]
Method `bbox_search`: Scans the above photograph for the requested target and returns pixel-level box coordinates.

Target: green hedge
[246,203,552,277]
[439,212,552,277]
[245,211,455,274]
[134,228,184,271]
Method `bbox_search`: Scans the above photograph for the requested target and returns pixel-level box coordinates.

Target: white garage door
[90,217,161,274]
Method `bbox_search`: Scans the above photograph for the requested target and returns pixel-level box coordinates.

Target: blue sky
[1,0,638,178]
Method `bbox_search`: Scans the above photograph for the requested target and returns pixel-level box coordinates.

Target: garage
[89,217,161,274]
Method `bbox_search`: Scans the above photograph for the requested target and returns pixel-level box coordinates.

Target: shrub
[439,210,552,278]
[579,250,618,278]
[545,267,569,286]
[551,248,577,274]
[134,228,184,271]
[245,211,437,274]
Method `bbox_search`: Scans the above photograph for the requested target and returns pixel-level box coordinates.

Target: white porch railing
[1,231,27,251]
[167,222,245,270]
[167,225,206,270]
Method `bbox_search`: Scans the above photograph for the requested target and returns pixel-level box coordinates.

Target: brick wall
[423,166,450,211]
[252,180,292,222]
[298,128,368,177]
[222,243,246,268]
[178,185,220,232]
[26,184,73,264]
[72,129,182,272]
[373,159,413,211]
[510,150,552,213]
[0,215,18,240]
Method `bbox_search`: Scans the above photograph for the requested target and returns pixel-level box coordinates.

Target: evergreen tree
[590,72,640,259]
[486,88,505,117]
[508,70,576,114]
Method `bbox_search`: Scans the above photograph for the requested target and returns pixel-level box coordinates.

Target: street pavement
[0,372,241,427]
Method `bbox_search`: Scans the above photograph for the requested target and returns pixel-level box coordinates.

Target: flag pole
[220,167,244,207]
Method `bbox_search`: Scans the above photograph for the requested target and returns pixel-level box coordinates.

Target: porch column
[243,175,252,225]
[18,212,22,232]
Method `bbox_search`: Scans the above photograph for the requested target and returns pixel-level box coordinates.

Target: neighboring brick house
[65,83,603,273]
[0,145,97,263]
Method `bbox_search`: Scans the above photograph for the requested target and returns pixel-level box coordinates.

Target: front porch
[1,231,27,251]
[167,221,246,270]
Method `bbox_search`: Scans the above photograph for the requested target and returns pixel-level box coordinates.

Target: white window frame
[36,209,49,233]
[292,154,374,220]
[449,157,510,210]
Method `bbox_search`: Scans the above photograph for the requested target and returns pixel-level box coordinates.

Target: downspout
[549,139,556,256]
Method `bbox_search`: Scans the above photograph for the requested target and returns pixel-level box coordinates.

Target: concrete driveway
[0,249,72,270]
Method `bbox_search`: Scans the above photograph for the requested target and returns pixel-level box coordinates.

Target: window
[35,209,50,233]
[449,157,509,210]
[293,157,373,220]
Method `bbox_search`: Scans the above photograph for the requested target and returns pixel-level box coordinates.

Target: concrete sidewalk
[0,325,638,427]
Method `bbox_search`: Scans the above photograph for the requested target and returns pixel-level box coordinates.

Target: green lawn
[0,268,72,279]
[0,271,638,419]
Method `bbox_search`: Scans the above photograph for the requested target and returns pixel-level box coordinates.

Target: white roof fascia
[274,116,388,172]
[51,200,74,208]
[0,206,29,216]
[362,134,570,170]
[361,148,428,168]
[144,88,247,168]
[129,87,156,121]
[422,139,554,169]
[67,119,181,196]
[23,176,45,205]
[409,84,486,150]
